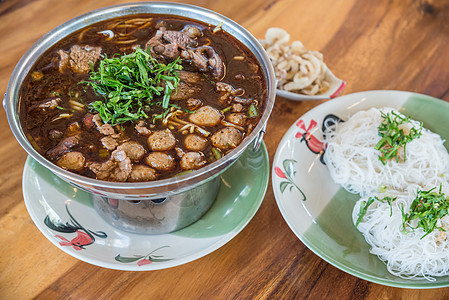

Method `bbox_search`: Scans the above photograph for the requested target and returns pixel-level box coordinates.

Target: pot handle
[252,123,266,152]
[2,94,6,111]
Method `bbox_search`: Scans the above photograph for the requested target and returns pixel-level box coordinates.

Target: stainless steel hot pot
[4,2,276,234]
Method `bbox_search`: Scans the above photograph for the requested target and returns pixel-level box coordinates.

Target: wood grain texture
[1,0,449,299]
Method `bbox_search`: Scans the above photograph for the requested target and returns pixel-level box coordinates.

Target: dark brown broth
[20,14,266,181]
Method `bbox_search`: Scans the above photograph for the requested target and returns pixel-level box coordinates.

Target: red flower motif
[295,119,324,153]
[55,235,72,247]
[137,259,153,266]
[55,231,93,250]
[274,167,287,179]
[296,119,317,130]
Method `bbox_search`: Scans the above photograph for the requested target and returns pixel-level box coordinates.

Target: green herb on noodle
[356,197,375,227]
[375,111,422,165]
[380,196,397,217]
[401,186,449,239]
[356,195,397,227]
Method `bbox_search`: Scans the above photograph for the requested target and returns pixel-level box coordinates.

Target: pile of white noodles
[261,28,330,95]
[324,107,449,280]
[324,107,449,196]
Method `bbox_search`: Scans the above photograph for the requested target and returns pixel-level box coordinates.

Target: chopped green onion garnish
[356,197,375,227]
[202,73,215,85]
[402,186,449,239]
[82,47,182,125]
[212,147,222,161]
[221,106,232,113]
[248,103,259,118]
[379,196,397,217]
[375,111,422,165]
[174,170,193,177]
[356,195,397,227]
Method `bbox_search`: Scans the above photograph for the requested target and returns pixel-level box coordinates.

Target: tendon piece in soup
[19,14,266,182]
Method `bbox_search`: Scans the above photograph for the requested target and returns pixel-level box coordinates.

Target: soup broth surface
[20,14,266,182]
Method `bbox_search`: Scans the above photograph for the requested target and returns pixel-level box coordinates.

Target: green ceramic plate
[23,143,269,270]
[272,91,449,288]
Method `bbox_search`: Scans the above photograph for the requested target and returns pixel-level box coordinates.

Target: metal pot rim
[4,1,276,194]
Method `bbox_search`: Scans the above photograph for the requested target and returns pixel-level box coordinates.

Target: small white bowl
[276,66,346,101]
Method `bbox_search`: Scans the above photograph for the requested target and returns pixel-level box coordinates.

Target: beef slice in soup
[146,27,199,59]
[58,45,102,73]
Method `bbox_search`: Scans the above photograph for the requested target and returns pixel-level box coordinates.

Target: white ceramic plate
[272,91,449,288]
[23,143,269,271]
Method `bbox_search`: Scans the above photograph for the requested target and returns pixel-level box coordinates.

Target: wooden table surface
[2,0,449,299]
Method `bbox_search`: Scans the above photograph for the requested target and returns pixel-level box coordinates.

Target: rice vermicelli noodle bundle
[353,183,449,280]
[324,107,449,196]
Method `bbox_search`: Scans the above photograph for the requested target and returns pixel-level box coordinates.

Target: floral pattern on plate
[274,159,305,201]
[274,114,342,201]
[115,246,174,266]
[44,203,107,250]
